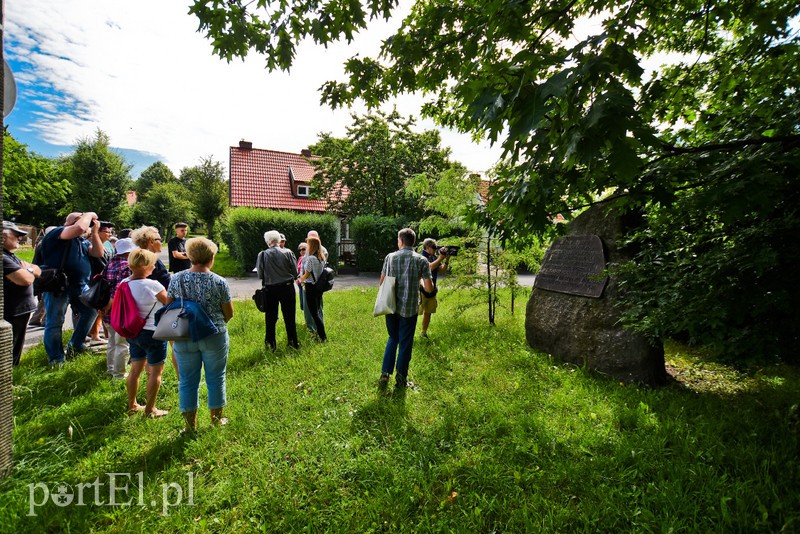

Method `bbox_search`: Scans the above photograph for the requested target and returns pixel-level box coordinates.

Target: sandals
[144,408,169,419]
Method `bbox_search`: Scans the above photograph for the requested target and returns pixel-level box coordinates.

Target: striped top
[381,247,432,318]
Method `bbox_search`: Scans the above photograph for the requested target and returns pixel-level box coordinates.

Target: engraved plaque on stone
[534,235,608,298]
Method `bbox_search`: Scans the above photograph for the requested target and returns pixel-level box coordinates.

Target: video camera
[438,245,460,257]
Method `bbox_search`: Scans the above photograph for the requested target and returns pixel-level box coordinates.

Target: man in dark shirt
[3,221,41,365]
[168,222,192,273]
[419,238,450,338]
[35,212,105,366]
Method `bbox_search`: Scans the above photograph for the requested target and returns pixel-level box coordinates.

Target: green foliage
[2,130,71,226]
[179,157,228,241]
[2,290,799,531]
[62,129,133,222]
[189,0,800,361]
[350,214,410,272]
[223,207,338,272]
[132,182,195,239]
[309,110,452,219]
[135,161,176,197]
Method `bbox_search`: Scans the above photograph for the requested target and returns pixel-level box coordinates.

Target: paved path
[23,268,535,352]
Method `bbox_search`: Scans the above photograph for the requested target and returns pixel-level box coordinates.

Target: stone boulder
[526,204,667,386]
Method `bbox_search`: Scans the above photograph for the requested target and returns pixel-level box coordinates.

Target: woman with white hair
[256,230,299,350]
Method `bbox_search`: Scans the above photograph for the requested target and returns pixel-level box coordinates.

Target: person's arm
[88,217,105,258]
[5,262,40,286]
[170,241,189,260]
[221,301,234,323]
[59,212,96,240]
[155,289,169,305]
[422,277,434,293]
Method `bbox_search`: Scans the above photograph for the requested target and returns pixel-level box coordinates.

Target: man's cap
[279,233,286,241]
[3,220,27,237]
[114,238,138,255]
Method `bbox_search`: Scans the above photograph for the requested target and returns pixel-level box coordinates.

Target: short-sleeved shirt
[123,277,165,330]
[167,236,191,273]
[302,255,324,284]
[3,249,36,318]
[421,249,441,286]
[167,271,232,332]
[36,227,93,287]
[381,247,432,318]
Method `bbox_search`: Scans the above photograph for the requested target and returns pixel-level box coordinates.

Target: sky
[3,0,505,178]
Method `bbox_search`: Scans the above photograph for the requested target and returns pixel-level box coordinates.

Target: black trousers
[304,288,327,341]
[264,282,299,349]
[10,313,32,366]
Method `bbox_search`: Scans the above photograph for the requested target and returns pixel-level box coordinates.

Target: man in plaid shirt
[379,228,433,389]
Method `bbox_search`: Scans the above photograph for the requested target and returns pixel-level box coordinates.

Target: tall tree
[133,182,194,239]
[179,157,228,241]
[309,110,451,219]
[136,161,176,198]
[2,130,70,226]
[63,129,132,222]
[191,0,800,359]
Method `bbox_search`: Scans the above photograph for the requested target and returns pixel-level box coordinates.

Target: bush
[223,208,338,272]
[351,215,411,272]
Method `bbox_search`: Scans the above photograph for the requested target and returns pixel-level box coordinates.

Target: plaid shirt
[104,255,131,298]
[381,247,432,318]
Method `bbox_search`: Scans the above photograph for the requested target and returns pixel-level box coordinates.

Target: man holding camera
[36,212,105,367]
[379,228,434,389]
[419,238,450,338]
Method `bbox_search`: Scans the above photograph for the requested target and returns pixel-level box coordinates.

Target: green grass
[209,245,242,278]
[1,288,798,532]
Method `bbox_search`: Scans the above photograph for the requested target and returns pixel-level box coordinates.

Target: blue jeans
[43,285,97,363]
[382,314,418,380]
[173,330,229,412]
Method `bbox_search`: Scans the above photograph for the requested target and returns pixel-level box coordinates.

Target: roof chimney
[239,140,253,150]
[300,148,312,157]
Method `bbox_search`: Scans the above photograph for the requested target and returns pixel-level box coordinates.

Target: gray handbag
[152,275,190,341]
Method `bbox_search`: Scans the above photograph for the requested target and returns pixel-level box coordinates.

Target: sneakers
[378,373,390,389]
[49,360,65,370]
[420,331,428,338]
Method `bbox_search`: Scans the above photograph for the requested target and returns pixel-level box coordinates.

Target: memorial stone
[526,204,667,386]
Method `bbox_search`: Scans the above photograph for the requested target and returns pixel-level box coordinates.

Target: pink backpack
[110,281,155,338]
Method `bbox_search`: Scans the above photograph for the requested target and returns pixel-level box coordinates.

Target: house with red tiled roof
[229,141,328,213]
[229,141,357,269]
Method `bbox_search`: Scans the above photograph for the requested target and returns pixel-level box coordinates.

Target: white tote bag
[373,275,396,317]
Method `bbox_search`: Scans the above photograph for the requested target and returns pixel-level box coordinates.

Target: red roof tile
[229,146,328,213]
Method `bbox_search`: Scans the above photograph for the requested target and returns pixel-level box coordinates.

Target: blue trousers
[382,313,418,380]
[43,286,97,363]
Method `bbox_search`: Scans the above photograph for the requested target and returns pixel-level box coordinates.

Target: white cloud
[6,0,503,174]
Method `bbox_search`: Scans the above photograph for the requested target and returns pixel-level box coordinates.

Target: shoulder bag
[33,239,72,296]
[152,274,191,341]
[373,257,396,316]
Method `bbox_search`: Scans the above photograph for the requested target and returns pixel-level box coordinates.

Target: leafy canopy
[179,157,228,241]
[309,110,452,219]
[2,130,70,226]
[191,1,800,358]
[62,129,133,222]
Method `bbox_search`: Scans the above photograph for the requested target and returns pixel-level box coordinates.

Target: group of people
[2,215,231,434]
[4,217,451,431]
[256,229,329,350]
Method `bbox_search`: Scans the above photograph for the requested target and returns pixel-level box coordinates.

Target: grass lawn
[1,288,798,531]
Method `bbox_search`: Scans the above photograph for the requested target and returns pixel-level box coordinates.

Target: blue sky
[4,0,503,179]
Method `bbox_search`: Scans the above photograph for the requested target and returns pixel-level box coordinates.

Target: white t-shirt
[122,277,165,330]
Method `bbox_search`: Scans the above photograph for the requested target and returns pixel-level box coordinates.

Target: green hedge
[351,215,413,272]
[222,208,338,272]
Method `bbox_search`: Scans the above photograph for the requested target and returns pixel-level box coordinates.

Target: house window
[297,185,311,197]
